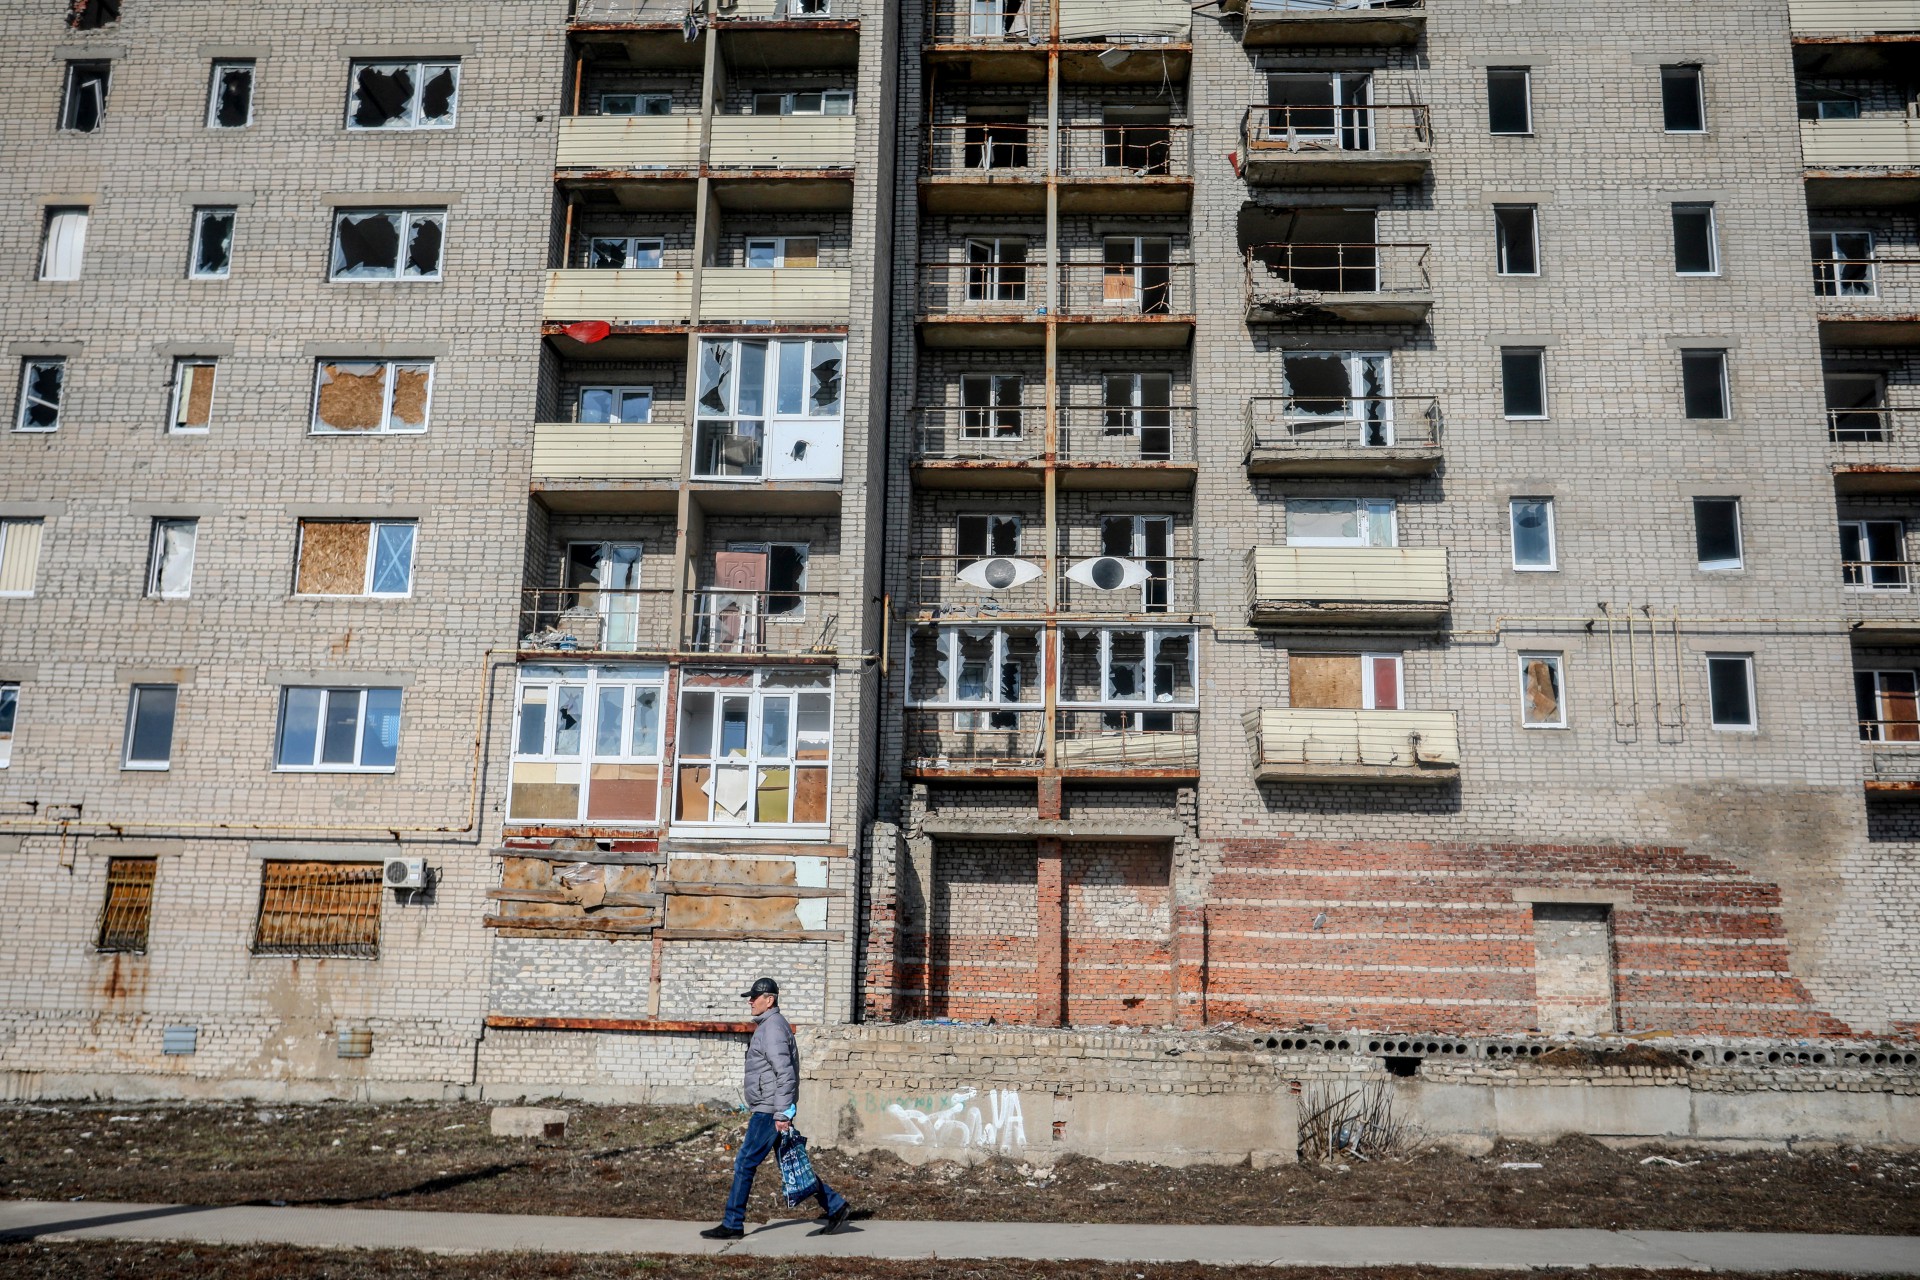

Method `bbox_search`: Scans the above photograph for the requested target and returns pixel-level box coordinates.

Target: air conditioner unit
[956,556,1042,590]
[1064,555,1149,591]
[384,856,427,891]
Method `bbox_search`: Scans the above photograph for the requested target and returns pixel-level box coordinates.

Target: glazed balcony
[1238,103,1432,185]
[1224,0,1425,46]
[911,401,1197,490]
[1813,256,1920,345]
[1244,393,1441,477]
[1245,546,1450,626]
[919,123,1193,214]
[917,259,1195,349]
[1244,707,1459,783]
[1803,118,1920,209]
[1245,243,1433,323]
[1830,405,1920,494]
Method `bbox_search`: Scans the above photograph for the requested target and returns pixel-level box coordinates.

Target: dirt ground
[3,1101,1917,1235]
[0,1250,1889,1280]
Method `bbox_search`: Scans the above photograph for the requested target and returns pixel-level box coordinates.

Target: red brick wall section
[1063,843,1173,1027]
[1181,840,1856,1038]
[895,840,1038,1023]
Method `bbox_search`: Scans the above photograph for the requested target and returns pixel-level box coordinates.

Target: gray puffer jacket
[743,1006,799,1115]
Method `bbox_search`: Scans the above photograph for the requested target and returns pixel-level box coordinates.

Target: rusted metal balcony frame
[1244,393,1441,477]
[910,400,1198,489]
[1244,242,1433,324]
[1814,255,1920,345]
[917,258,1197,349]
[518,587,841,660]
[1224,0,1426,47]
[1238,102,1432,185]
[900,706,1200,779]
[1863,732,1920,797]
[919,121,1194,213]
[903,552,1201,619]
[1830,406,1920,493]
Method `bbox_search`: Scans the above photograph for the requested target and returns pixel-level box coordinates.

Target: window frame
[60,60,110,132]
[1661,64,1707,134]
[95,856,157,954]
[122,684,178,772]
[169,357,218,434]
[1693,497,1744,572]
[1705,653,1757,732]
[752,90,852,116]
[39,206,89,282]
[1494,204,1541,277]
[189,206,236,280]
[1812,229,1877,298]
[0,681,16,768]
[309,359,435,435]
[1681,348,1731,420]
[1839,517,1908,593]
[294,519,418,599]
[692,335,846,482]
[1284,497,1397,549]
[206,59,255,129]
[587,236,664,270]
[510,663,667,826]
[1486,67,1533,136]
[145,517,199,600]
[16,358,66,432]
[1099,512,1176,611]
[1518,651,1567,729]
[1055,625,1199,732]
[1509,497,1559,572]
[274,686,404,773]
[671,668,834,835]
[576,384,654,424]
[601,92,672,116]
[744,236,821,269]
[961,373,1024,439]
[1500,347,1547,420]
[345,58,460,131]
[0,519,44,598]
[1856,668,1920,743]
[1672,203,1720,277]
[329,208,446,282]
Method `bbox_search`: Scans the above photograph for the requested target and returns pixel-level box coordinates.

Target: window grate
[95,857,156,953]
[252,861,382,958]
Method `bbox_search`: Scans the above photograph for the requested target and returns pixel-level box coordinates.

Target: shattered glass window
[17,359,64,432]
[190,208,235,279]
[61,62,109,132]
[312,360,433,433]
[347,59,459,130]
[331,209,444,280]
[207,61,254,128]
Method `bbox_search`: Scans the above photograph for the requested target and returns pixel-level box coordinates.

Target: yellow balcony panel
[543,269,693,325]
[556,115,701,170]
[1245,708,1459,783]
[698,267,851,325]
[1802,118,1920,168]
[531,422,683,481]
[1225,0,1425,47]
[1789,0,1920,33]
[710,115,856,170]
[1246,546,1449,626]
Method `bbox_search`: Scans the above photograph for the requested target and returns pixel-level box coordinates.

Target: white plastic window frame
[16,358,65,433]
[1285,497,1397,549]
[329,208,446,282]
[309,359,435,435]
[1705,653,1757,732]
[587,236,664,270]
[753,90,852,116]
[1839,518,1907,593]
[39,207,89,282]
[345,59,460,131]
[1694,496,1744,572]
[671,668,834,834]
[122,684,177,771]
[1857,668,1920,742]
[576,385,654,424]
[273,686,404,772]
[1672,203,1720,277]
[295,519,418,599]
[691,335,845,481]
[1055,625,1198,709]
[600,92,672,116]
[960,373,1024,438]
[1494,204,1541,277]
[512,664,666,825]
[911,625,1046,708]
[0,681,15,768]
[1517,651,1567,729]
[744,236,820,269]
[1486,67,1533,136]
[206,60,255,129]
[1661,64,1707,134]
[169,357,218,434]
[145,517,199,600]
[1509,497,1558,572]
[0,519,43,598]
[189,206,236,280]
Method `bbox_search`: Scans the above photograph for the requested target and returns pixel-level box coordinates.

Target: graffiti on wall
[884,1087,1026,1153]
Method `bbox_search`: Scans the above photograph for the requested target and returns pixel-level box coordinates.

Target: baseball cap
[740,977,779,999]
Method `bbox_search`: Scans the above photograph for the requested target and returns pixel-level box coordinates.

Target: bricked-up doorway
[1063,842,1174,1026]
[924,839,1038,1022]
[1530,902,1617,1034]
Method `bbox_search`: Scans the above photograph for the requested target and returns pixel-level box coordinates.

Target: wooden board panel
[1288,652,1361,709]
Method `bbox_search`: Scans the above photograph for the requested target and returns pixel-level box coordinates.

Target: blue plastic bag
[775,1127,822,1206]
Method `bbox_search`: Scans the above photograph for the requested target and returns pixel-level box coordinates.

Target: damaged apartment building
[0,0,1915,1104]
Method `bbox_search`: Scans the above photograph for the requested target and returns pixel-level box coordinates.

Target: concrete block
[491,1106,569,1139]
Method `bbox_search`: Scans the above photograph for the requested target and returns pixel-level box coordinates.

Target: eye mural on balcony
[1064,555,1149,592]
[956,556,1041,591]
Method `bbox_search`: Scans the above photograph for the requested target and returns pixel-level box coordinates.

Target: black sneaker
[809,1203,851,1236]
[699,1225,744,1240]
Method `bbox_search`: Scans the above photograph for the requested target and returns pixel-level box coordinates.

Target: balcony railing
[1244,707,1459,782]
[1802,118,1920,168]
[1791,0,1920,32]
[1861,718,1920,744]
[1239,103,1431,183]
[521,587,678,654]
[1055,709,1199,770]
[519,587,839,655]
[684,588,841,655]
[1246,546,1450,624]
[532,420,683,480]
[1244,394,1440,455]
[914,403,1045,462]
[1829,406,1920,446]
[904,707,1045,768]
[927,0,1052,43]
[924,123,1044,178]
[901,707,1198,771]
[1814,257,1920,306]
[1245,243,1432,321]
[573,0,859,22]
[907,554,1049,614]
[922,123,1192,180]
[913,403,1196,466]
[1843,559,1918,592]
[919,260,1195,317]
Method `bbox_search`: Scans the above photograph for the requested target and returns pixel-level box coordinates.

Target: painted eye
[956,557,1042,590]
[1064,556,1149,590]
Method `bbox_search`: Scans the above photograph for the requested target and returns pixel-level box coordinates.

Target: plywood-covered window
[311,359,432,433]
[1288,651,1401,711]
[169,359,218,433]
[674,668,831,832]
[96,857,156,953]
[1518,651,1566,728]
[252,861,381,958]
[510,663,666,825]
[294,520,416,597]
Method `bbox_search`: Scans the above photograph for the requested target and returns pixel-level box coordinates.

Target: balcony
[531,421,684,512]
[1802,119,1920,209]
[1244,393,1440,477]
[543,268,692,358]
[556,115,856,210]
[1244,708,1458,783]
[1245,243,1432,323]
[571,0,861,70]
[557,116,700,172]
[901,708,1200,777]
[1842,562,1920,643]
[918,260,1195,349]
[518,587,841,657]
[699,267,851,325]
[1790,0,1920,35]
[1830,406,1920,493]
[920,123,1193,214]
[911,402,1197,490]
[924,1,1194,84]
[1863,733,1920,796]
[1246,546,1449,626]
[1238,104,1432,185]
[1813,256,1920,344]
[903,554,1199,618]
[1225,0,1425,46]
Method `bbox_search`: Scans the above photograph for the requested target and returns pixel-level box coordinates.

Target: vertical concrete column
[1036,836,1066,1026]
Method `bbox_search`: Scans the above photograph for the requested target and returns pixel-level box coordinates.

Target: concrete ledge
[918,817,1186,841]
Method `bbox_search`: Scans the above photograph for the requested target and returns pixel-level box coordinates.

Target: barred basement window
[251,861,382,958]
[96,858,156,953]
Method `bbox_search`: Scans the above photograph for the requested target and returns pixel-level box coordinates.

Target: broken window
[965,237,1027,303]
[1693,497,1743,571]
[189,207,235,279]
[1487,68,1532,135]
[745,237,819,269]
[1705,654,1755,731]
[729,541,809,616]
[0,681,15,767]
[577,385,652,423]
[275,687,403,771]
[511,663,665,824]
[252,861,382,958]
[1103,372,1175,458]
[1103,235,1174,314]
[1826,372,1888,442]
[1282,352,1392,447]
[1509,498,1557,571]
[1673,204,1719,276]
[1286,498,1394,548]
[1799,92,1861,121]
[961,374,1023,438]
[963,108,1030,171]
[1518,652,1566,728]
[330,209,444,280]
[1494,204,1539,276]
[311,359,433,433]
[1264,72,1371,149]
[1661,65,1705,133]
[673,668,832,828]
[295,520,416,597]
[1288,651,1402,711]
[753,90,852,116]
[1058,626,1197,731]
[346,59,459,130]
[169,358,218,434]
[1812,230,1875,298]
[909,626,1042,730]
[588,237,662,270]
[957,514,1021,565]
[16,358,65,432]
[206,60,254,128]
[1103,105,1172,175]
[694,337,843,481]
[123,684,177,771]
[601,92,672,116]
[565,541,645,650]
[1856,669,1920,742]
[96,858,156,953]
[146,518,198,599]
[39,207,88,281]
[61,61,110,131]
[1100,514,1174,611]
[1501,347,1547,419]
[969,0,1029,38]
[69,0,120,30]
[1840,519,1907,592]
[1681,349,1730,420]
[0,519,45,597]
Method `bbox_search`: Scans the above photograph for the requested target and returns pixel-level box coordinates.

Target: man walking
[700,977,853,1239]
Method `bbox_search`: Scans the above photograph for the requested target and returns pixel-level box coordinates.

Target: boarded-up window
[0,519,45,596]
[311,360,433,433]
[252,861,381,958]
[1531,902,1614,1035]
[96,858,156,953]
[170,359,218,432]
[1519,652,1564,727]
[1288,652,1400,710]
[295,520,415,596]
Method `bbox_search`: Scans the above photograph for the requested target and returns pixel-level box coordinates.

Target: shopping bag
[775,1127,822,1206]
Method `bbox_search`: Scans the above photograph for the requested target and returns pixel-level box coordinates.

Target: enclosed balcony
[1246,546,1449,626]
[531,420,685,512]
[1244,707,1458,783]
[1813,253,1920,345]
[1244,392,1440,477]
[920,121,1193,214]
[1224,0,1425,46]
[1802,118,1920,209]
[918,258,1195,349]
[543,269,692,358]
[1245,243,1432,323]
[1790,0,1920,37]
[1238,103,1431,185]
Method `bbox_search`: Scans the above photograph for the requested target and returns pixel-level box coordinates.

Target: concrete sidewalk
[2,1201,1918,1272]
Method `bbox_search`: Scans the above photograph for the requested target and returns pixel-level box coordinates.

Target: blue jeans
[723,1110,846,1230]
